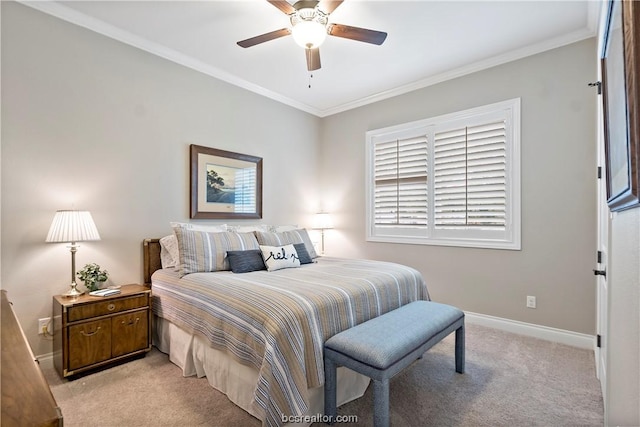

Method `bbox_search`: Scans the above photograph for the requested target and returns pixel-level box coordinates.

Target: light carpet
[43,324,603,426]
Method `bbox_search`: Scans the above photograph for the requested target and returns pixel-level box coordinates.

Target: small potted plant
[77,263,109,292]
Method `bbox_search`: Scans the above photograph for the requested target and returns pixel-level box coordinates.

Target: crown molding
[19,1,323,116]
[318,26,596,117]
[20,1,596,119]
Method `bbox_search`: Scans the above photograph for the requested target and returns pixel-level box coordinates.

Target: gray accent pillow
[227,249,266,273]
[293,243,313,264]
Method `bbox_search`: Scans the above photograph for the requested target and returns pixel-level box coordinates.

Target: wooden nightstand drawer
[112,309,149,357]
[67,294,148,322]
[68,318,112,371]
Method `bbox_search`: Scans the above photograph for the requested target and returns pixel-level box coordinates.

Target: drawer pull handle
[80,327,101,337]
[107,303,116,311]
[122,318,140,325]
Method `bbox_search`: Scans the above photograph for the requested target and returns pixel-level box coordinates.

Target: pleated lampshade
[46,210,101,243]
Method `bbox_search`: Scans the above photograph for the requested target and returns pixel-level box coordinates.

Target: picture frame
[190,144,263,219]
[601,0,640,211]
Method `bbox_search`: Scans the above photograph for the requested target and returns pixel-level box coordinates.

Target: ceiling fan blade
[318,0,343,14]
[267,0,296,15]
[306,48,321,71]
[237,28,292,48]
[328,23,387,45]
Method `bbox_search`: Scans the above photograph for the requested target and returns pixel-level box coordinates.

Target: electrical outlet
[38,317,51,335]
[526,296,536,309]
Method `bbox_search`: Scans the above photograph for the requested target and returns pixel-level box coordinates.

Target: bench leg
[455,323,465,374]
[324,357,337,424]
[373,378,390,427]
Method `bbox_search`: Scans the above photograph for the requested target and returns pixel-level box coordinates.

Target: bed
[143,229,429,427]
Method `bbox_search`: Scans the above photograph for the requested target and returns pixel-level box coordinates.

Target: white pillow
[260,244,301,272]
[170,222,228,232]
[159,234,179,269]
[227,224,271,233]
[226,224,298,233]
[272,224,298,232]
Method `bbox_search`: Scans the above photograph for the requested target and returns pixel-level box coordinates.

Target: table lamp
[312,212,334,255]
[46,210,101,297]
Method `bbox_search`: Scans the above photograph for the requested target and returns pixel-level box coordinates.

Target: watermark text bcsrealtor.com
[280,413,358,424]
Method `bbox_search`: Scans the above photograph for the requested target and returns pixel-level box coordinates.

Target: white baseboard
[34,314,594,370]
[36,352,55,371]
[465,311,596,350]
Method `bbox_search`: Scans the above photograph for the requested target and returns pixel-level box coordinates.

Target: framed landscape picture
[190,144,263,219]
[601,0,640,211]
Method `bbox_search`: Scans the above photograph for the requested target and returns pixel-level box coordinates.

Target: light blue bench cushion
[324,300,464,370]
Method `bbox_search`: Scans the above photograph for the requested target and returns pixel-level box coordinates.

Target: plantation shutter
[366,98,519,249]
[434,120,506,229]
[374,136,428,226]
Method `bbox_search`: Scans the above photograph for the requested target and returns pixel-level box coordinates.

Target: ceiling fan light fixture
[238,0,385,72]
[292,20,327,48]
[291,7,328,49]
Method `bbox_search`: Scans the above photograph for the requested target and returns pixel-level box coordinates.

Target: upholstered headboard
[143,238,162,285]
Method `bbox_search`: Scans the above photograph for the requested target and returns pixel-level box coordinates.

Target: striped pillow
[254,229,318,259]
[174,229,260,277]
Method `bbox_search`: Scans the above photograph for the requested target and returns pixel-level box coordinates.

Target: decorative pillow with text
[259,244,301,272]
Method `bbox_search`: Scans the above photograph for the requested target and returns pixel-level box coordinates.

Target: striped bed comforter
[151,257,429,427]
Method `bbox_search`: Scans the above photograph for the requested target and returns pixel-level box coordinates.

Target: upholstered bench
[323,300,465,427]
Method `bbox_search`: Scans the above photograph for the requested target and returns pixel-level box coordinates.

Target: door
[595,89,609,403]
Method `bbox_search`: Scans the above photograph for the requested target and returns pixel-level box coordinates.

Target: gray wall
[319,38,598,335]
[5,2,639,424]
[1,2,321,356]
[1,3,598,353]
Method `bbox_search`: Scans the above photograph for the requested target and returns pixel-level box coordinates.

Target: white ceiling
[23,1,599,117]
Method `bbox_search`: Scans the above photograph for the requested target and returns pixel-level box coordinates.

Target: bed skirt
[152,315,370,426]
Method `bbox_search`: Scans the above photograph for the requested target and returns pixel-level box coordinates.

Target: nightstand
[53,284,151,378]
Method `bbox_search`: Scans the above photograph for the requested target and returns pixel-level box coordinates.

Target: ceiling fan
[237,0,387,71]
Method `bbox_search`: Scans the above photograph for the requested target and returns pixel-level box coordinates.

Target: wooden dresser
[1,290,63,426]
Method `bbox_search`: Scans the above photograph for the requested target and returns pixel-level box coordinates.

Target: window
[366,98,521,250]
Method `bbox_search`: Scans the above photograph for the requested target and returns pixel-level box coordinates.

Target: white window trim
[365,98,521,250]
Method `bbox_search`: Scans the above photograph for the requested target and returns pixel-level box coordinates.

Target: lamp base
[63,282,84,298]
